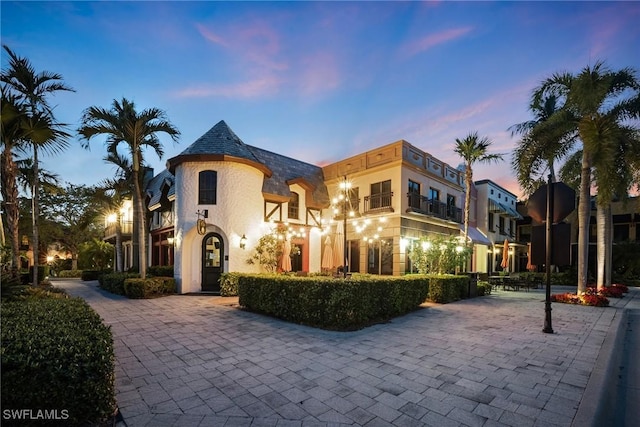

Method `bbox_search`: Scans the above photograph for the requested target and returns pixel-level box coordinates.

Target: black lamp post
[342,175,349,278]
[543,174,554,334]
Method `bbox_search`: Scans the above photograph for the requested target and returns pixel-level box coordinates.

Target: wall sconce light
[167,235,175,245]
[239,234,247,250]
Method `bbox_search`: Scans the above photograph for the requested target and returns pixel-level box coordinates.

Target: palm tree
[78,98,180,278]
[1,45,73,285]
[533,61,639,292]
[0,88,26,270]
[94,151,134,273]
[591,125,640,289]
[510,94,576,195]
[454,132,503,255]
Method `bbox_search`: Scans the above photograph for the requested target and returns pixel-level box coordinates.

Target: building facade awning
[488,198,522,219]
[459,225,492,246]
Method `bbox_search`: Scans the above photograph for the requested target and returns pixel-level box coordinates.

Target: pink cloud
[196,24,229,48]
[197,20,287,72]
[178,20,288,99]
[173,75,282,99]
[296,51,342,96]
[400,27,473,58]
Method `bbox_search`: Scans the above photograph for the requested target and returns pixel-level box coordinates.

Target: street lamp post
[341,176,349,278]
[543,174,554,334]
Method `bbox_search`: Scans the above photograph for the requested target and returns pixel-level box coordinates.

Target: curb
[572,307,628,427]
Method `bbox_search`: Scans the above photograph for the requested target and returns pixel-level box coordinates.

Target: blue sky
[2,1,639,199]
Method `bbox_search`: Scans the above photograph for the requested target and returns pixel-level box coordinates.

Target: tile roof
[161,120,329,208]
[175,120,262,162]
[248,145,329,207]
[146,168,175,210]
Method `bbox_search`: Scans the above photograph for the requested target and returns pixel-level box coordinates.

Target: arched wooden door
[202,233,223,293]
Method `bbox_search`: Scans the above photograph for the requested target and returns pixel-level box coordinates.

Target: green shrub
[427,275,469,303]
[58,269,83,278]
[147,265,174,277]
[220,272,241,296]
[81,269,102,281]
[238,274,431,330]
[124,277,176,299]
[550,270,576,286]
[99,272,139,295]
[1,294,115,425]
[477,281,492,296]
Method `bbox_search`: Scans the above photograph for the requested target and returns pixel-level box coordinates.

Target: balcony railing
[406,193,462,223]
[364,192,394,213]
[104,221,133,239]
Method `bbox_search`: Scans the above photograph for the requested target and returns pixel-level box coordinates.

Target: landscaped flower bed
[551,283,630,307]
[551,292,609,307]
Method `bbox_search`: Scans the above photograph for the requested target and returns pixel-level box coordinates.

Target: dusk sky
[2,1,639,199]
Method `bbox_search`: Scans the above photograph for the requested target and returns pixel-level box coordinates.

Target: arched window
[288,192,299,219]
[199,170,217,204]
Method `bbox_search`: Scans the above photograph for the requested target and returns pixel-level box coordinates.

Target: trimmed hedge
[123,277,176,299]
[220,272,241,296]
[81,269,103,281]
[148,265,174,277]
[477,281,493,296]
[427,275,469,303]
[99,272,140,295]
[58,269,83,278]
[238,274,469,330]
[1,293,116,425]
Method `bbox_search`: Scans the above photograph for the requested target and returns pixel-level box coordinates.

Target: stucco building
[114,120,500,293]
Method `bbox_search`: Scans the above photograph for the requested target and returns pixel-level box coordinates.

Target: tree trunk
[605,203,612,287]
[577,152,591,293]
[1,148,21,269]
[132,148,147,279]
[463,164,473,272]
[115,212,123,272]
[31,145,40,286]
[596,202,605,291]
[463,165,472,246]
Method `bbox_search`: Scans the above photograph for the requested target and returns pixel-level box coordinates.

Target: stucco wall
[173,161,265,293]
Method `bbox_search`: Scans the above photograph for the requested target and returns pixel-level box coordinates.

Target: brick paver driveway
[54,279,633,427]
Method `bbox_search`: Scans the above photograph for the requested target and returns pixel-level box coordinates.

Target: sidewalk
[54,279,639,427]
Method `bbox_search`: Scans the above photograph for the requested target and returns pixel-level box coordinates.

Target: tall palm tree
[78,98,180,278]
[532,61,639,292]
[1,45,73,285]
[0,88,26,270]
[591,125,640,289]
[510,94,576,195]
[454,132,503,254]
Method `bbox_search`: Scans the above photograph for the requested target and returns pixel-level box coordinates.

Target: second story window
[408,180,420,209]
[288,192,299,219]
[499,216,505,234]
[488,212,495,232]
[199,170,217,204]
[429,187,440,201]
[370,180,392,209]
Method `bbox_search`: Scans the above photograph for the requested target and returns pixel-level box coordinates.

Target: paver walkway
[53,280,639,427]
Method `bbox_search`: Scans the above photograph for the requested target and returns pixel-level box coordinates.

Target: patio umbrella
[333,221,345,269]
[281,238,292,272]
[526,243,536,271]
[322,235,334,270]
[500,239,509,271]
